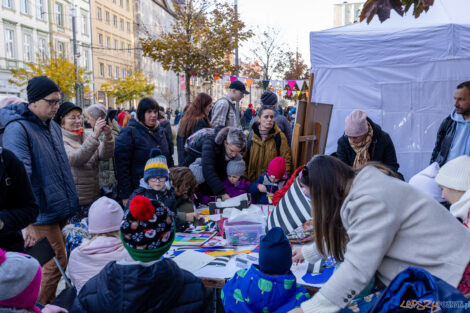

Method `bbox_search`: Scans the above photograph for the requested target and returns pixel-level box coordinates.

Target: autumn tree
[248,26,287,81]
[9,51,90,99]
[360,0,434,23]
[101,71,155,105]
[283,51,309,81]
[140,0,252,106]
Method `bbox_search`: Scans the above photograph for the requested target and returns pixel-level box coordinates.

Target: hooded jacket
[0,103,78,225]
[223,177,251,198]
[222,265,310,313]
[129,178,176,215]
[70,258,209,313]
[444,109,470,162]
[248,174,286,205]
[244,123,293,182]
[114,118,173,200]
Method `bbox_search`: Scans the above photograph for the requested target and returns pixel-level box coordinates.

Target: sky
[233,0,343,69]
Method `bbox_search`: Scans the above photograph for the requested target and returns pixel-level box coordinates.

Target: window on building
[84,49,89,70]
[126,21,130,32]
[120,41,124,50]
[23,33,33,62]
[113,15,117,27]
[122,68,126,78]
[98,33,103,45]
[115,66,119,79]
[3,0,13,9]
[120,18,124,30]
[126,0,129,10]
[97,7,101,20]
[99,63,104,77]
[4,29,15,59]
[105,11,109,23]
[38,37,47,60]
[119,0,123,7]
[114,39,118,49]
[127,44,131,54]
[57,41,65,57]
[21,0,30,14]
[108,65,112,78]
[36,0,46,20]
[106,36,110,48]
[82,14,88,35]
[55,3,64,26]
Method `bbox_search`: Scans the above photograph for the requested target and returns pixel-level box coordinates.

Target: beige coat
[62,129,114,205]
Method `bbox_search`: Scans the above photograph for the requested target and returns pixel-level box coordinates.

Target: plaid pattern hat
[144,148,169,182]
[120,196,175,262]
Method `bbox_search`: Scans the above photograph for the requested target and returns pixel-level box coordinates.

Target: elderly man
[0,76,78,304]
[211,80,249,128]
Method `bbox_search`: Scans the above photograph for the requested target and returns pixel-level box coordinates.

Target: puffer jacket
[0,103,78,225]
[62,129,114,205]
[70,258,209,313]
[222,265,310,313]
[129,178,176,216]
[99,120,120,188]
[114,118,173,200]
[244,122,293,182]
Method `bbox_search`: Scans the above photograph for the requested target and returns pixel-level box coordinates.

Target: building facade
[90,0,135,108]
[333,1,365,27]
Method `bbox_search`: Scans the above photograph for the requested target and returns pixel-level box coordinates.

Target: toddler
[169,167,201,230]
[249,156,287,204]
[223,159,251,198]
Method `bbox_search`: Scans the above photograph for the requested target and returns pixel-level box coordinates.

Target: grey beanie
[227,158,245,177]
[189,158,205,183]
[86,103,107,121]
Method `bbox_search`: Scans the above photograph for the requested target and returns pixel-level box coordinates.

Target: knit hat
[259,227,292,274]
[27,76,60,104]
[260,91,278,107]
[435,155,470,191]
[409,163,444,203]
[0,249,42,312]
[189,158,205,183]
[120,196,175,262]
[267,156,286,180]
[86,103,107,121]
[345,109,368,137]
[53,101,82,125]
[88,196,124,234]
[227,158,245,177]
[144,149,169,182]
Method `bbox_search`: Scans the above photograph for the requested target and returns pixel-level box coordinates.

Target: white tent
[309,0,470,180]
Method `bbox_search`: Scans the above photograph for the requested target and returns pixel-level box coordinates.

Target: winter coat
[244,123,293,182]
[300,166,470,310]
[114,118,173,200]
[222,265,310,313]
[0,147,38,252]
[222,177,251,198]
[336,118,400,173]
[98,120,120,189]
[129,178,176,216]
[160,119,174,162]
[0,103,78,225]
[211,95,239,128]
[248,174,286,205]
[177,118,210,166]
[62,129,114,206]
[250,113,293,144]
[67,236,130,293]
[174,194,194,224]
[70,258,209,313]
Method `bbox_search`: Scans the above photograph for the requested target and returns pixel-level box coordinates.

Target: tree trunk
[185,72,191,107]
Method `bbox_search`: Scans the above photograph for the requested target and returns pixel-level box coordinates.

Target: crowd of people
[0,75,469,313]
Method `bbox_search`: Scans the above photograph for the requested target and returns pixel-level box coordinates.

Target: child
[223,159,251,198]
[67,197,129,292]
[435,155,470,226]
[248,156,287,204]
[129,149,176,214]
[71,196,208,313]
[189,158,212,205]
[222,227,309,313]
[169,167,201,230]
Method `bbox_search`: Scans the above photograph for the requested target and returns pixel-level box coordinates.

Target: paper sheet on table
[194,256,240,279]
[291,259,332,287]
[172,250,215,272]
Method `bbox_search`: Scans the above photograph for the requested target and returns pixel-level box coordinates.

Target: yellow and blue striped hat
[144,148,169,182]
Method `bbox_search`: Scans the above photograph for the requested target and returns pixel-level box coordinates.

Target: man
[211,80,249,128]
[431,81,470,166]
[0,76,78,304]
[0,147,38,252]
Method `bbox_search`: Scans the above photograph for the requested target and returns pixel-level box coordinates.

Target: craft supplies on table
[224,220,265,246]
[172,232,216,246]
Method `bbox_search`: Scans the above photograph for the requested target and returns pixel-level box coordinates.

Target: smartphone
[105,109,118,124]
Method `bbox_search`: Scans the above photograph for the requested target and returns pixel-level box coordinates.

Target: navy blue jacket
[0,103,78,225]
[70,258,209,313]
[114,118,173,199]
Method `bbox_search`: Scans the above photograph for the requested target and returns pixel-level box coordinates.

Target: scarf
[349,122,373,168]
[259,128,270,142]
[70,128,83,137]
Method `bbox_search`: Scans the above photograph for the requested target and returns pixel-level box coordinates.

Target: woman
[177,93,213,166]
[289,155,470,313]
[55,102,115,223]
[336,109,400,174]
[244,105,292,182]
[115,97,173,206]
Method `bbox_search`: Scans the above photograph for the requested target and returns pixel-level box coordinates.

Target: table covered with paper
[164,194,336,291]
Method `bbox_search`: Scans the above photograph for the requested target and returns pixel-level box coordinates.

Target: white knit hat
[435,155,470,191]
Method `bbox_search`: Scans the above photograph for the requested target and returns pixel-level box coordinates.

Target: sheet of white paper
[172,250,215,272]
[207,214,221,221]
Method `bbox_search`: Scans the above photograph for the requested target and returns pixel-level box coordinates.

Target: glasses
[148,177,167,183]
[65,115,82,121]
[42,98,60,106]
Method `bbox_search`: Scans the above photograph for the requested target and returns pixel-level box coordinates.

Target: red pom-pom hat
[129,196,156,221]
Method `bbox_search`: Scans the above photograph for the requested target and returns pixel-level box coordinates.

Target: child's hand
[292,247,305,265]
[221,194,230,201]
[186,212,200,222]
[257,184,268,193]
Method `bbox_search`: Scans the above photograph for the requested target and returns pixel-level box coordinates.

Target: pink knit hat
[88,196,124,234]
[268,157,286,180]
[345,110,368,137]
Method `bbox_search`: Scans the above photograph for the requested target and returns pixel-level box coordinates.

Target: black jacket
[115,118,173,200]
[430,115,456,166]
[336,118,400,173]
[201,127,230,196]
[0,147,38,252]
[177,118,210,166]
[70,258,209,313]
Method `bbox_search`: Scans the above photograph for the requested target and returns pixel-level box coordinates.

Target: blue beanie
[143,149,169,182]
[259,227,292,274]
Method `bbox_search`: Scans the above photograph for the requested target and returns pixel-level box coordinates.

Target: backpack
[246,130,282,161]
[184,128,215,154]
